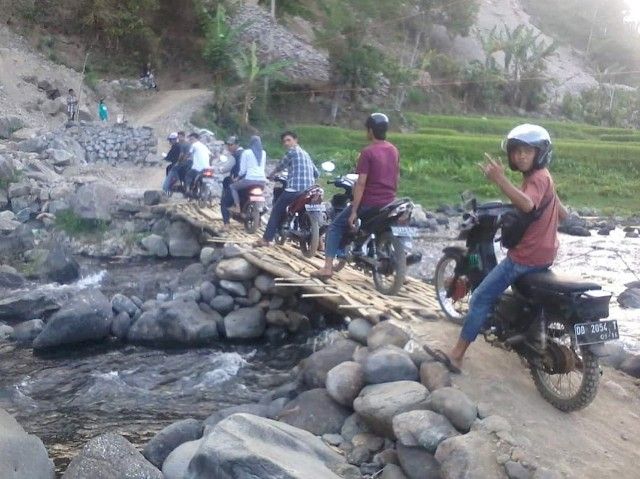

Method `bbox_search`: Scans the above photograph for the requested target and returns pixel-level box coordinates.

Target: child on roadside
[98,98,108,122]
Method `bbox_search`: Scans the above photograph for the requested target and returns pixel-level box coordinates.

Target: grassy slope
[263,115,640,215]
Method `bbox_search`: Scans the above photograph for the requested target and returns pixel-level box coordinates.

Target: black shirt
[164,143,181,164]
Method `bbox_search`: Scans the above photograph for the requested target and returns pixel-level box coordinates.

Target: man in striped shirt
[255,131,319,247]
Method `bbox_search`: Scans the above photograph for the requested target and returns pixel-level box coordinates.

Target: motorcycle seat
[515,270,601,296]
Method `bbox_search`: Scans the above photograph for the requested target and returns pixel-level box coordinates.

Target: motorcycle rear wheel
[530,343,599,412]
[434,252,471,325]
[299,214,320,258]
[372,231,406,295]
[244,203,260,234]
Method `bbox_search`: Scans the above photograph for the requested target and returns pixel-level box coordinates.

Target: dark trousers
[263,190,302,242]
[220,177,234,224]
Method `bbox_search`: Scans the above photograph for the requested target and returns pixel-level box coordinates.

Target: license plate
[305,204,326,212]
[574,320,619,345]
[203,178,215,184]
[391,226,417,237]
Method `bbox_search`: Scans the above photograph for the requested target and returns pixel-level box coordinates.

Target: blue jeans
[325,205,375,258]
[460,257,549,342]
[264,190,301,242]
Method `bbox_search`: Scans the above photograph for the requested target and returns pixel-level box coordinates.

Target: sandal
[423,345,462,374]
[310,269,333,281]
[253,239,270,247]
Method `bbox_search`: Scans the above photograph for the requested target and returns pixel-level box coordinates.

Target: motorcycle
[140,72,158,91]
[434,193,617,411]
[272,172,326,258]
[325,168,358,220]
[190,168,216,208]
[230,185,267,234]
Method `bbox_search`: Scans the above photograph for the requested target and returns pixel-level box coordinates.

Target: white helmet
[502,124,553,170]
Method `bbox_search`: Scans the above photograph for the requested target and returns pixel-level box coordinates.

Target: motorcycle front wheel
[530,338,600,412]
[299,214,320,258]
[372,231,406,295]
[434,252,471,325]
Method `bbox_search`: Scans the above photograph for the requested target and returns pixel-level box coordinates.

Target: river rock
[111,293,139,317]
[353,381,430,438]
[127,299,219,345]
[187,413,350,479]
[367,322,410,349]
[167,221,201,258]
[619,354,640,378]
[141,234,169,258]
[599,342,629,369]
[40,243,80,284]
[326,361,365,407]
[111,311,133,340]
[348,318,373,345]
[210,294,235,315]
[0,116,24,139]
[215,257,259,281]
[0,323,13,340]
[203,403,272,431]
[0,289,65,323]
[254,274,275,293]
[505,461,531,479]
[63,432,162,479]
[278,388,351,435]
[393,410,459,453]
[143,190,163,206]
[396,444,441,479]
[0,407,55,479]
[341,413,371,442]
[381,464,408,479]
[199,281,217,304]
[10,319,45,344]
[420,361,452,391]
[299,339,359,389]
[223,306,265,339]
[617,288,640,309]
[426,387,478,433]
[219,279,246,296]
[363,345,419,384]
[33,289,113,350]
[162,438,203,479]
[0,269,26,288]
[435,431,505,479]
[199,247,217,267]
[142,418,203,469]
[176,263,205,288]
[72,183,117,221]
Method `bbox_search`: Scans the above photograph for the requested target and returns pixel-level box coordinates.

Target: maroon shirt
[356,140,399,207]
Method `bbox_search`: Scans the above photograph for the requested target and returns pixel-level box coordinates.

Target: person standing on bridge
[220,135,244,229]
[254,130,319,247]
[184,132,213,196]
[311,113,399,280]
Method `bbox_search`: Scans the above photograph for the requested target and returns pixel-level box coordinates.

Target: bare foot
[310,268,333,279]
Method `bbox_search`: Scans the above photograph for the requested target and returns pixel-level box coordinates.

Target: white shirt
[190,141,211,171]
[239,149,267,181]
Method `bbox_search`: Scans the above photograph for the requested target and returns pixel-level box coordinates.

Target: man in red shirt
[446,124,569,371]
[312,113,399,279]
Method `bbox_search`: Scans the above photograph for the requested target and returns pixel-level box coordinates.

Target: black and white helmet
[502,124,553,170]
[365,112,389,140]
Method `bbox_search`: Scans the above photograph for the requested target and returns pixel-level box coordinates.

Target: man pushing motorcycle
[311,113,399,280]
[444,124,570,372]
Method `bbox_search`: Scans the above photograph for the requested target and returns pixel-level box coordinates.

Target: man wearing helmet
[312,113,399,279]
[445,124,569,372]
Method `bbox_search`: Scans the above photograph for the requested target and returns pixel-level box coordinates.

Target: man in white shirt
[185,132,212,195]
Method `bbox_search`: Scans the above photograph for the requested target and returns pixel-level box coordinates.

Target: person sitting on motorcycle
[184,132,213,196]
[220,136,244,228]
[445,124,570,372]
[254,130,319,247]
[311,113,399,279]
[229,135,267,214]
[161,132,183,194]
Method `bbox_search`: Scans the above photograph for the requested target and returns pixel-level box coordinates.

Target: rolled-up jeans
[230,179,265,207]
[162,166,180,193]
[325,205,375,259]
[263,190,302,242]
[460,256,550,342]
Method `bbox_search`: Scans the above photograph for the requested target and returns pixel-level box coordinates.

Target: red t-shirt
[508,168,559,267]
[356,141,399,207]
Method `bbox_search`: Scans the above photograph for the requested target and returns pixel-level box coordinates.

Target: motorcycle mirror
[321,161,336,173]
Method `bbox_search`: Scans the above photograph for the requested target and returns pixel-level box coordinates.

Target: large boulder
[11,319,45,344]
[393,410,459,453]
[619,354,640,378]
[0,407,55,479]
[223,306,266,339]
[618,288,640,309]
[299,339,359,389]
[348,318,372,345]
[435,431,506,479]
[396,444,441,479]
[363,345,419,384]
[277,388,351,435]
[203,403,272,431]
[353,381,430,438]
[0,289,65,323]
[420,361,452,391]
[0,116,25,139]
[367,322,410,349]
[63,432,163,479]
[162,439,203,479]
[72,183,117,221]
[40,243,80,284]
[142,419,203,469]
[425,387,478,433]
[33,289,113,350]
[186,413,353,479]
[127,299,219,345]
[0,270,26,289]
[326,361,365,407]
[141,234,169,258]
[167,221,201,258]
[215,257,259,281]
